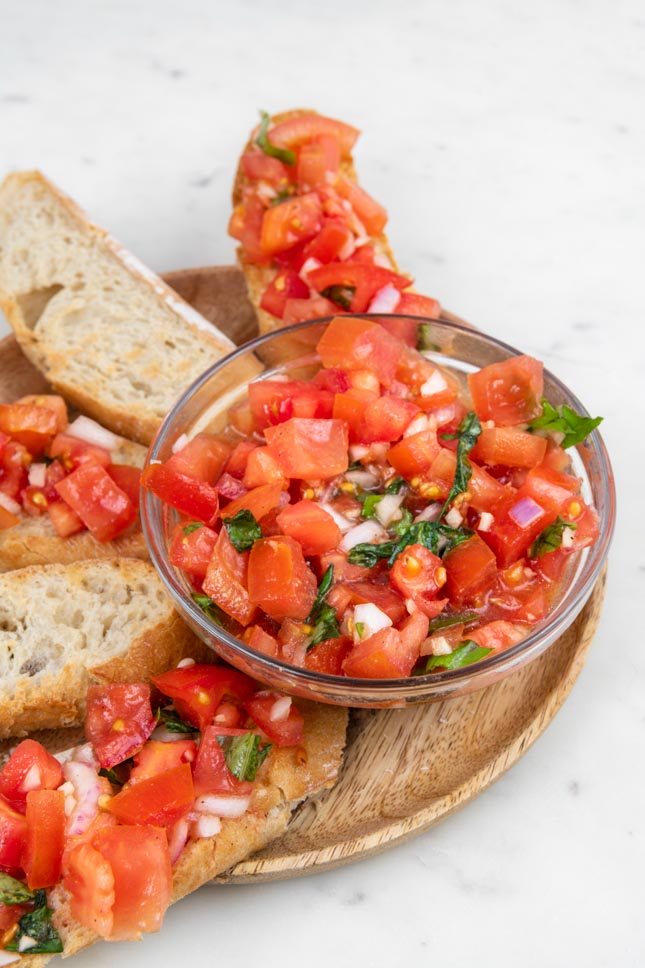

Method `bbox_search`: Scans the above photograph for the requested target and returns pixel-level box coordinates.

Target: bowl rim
[141,313,616,695]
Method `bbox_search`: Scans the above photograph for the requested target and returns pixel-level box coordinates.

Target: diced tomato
[166,434,230,484]
[21,484,48,516]
[16,394,68,432]
[243,624,280,657]
[217,472,249,502]
[333,172,388,235]
[243,447,288,488]
[333,388,379,443]
[0,402,57,454]
[304,635,353,675]
[192,726,253,798]
[281,295,337,325]
[0,902,27,934]
[522,464,580,513]
[22,788,65,888]
[244,694,305,747]
[302,220,354,264]
[152,662,255,732]
[55,462,137,541]
[318,550,372,583]
[248,379,333,429]
[247,536,317,621]
[105,464,141,510]
[472,427,548,468]
[398,610,431,654]
[65,841,116,938]
[225,441,258,480]
[0,796,28,871]
[129,740,197,783]
[317,317,407,386]
[264,418,348,479]
[340,580,408,624]
[47,498,85,536]
[268,113,359,158]
[395,292,442,318]
[377,317,421,347]
[229,191,269,264]
[241,149,292,188]
[227,399,257,437]
[469,460,515,512]
[106,763,194,828]
[220,482,285,522]
[387,428,441,478]
[479,495,555,569]
[390,544,448,616]
[48,432,111,470]
[260,268,310,318]
[168,521,218,577]
[467,621,526,653]
[260,192,323,256]
[202,530,255,626]
[362,396,419,443]
[312,367,351,394]
[308,262,410,314]
[89,825,172,940]
[342,626,417,678]
[141,462,219,527]
[443,535,498,606]
[468,355,543,426]
[85,683,156,769]
[296,141,331,191]
[0,505,19,529]
[0,739,64,813]
[276,500,342,555]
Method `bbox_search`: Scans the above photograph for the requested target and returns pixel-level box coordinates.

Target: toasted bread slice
[232,108,401,336]
[0,557,212,738]
[0,171,243,445]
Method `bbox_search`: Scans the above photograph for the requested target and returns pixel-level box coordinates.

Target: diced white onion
[195,794,251,818]
[319,502,354,533]
[405,598,418,614]
[191,814,222,840]
[430,635,454,656]
[483,420,495,429]
[169,818,190,863]
[177,656,196,668]
[375,493,404,527]
[353,603,392,643]
[67,415,120,450]
[340,519,387,553]
[299,257,322,284]
[172,432,190,454]
[18,936,39,953]
[71,743,100,769]
[0,492,21,515]
[337,234,356,261]
[509,496,544,529]
[20,763,41,793]
[28,462,47,487]
[551,431,566,446]
[478,511,494,532]
[420,370,449,398]
[403,413,431,438]
[344,469,378,488]
[269,695,292,722]
[414,503,442,524]
[445,507,463,528]
[349,444,370,461]
[367,285,401,314]
[561,526,576,549]
[256,182,277,202]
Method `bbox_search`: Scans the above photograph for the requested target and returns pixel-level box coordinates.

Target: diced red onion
[71,743,100,769]
[340,519,387,553]
[367,285,401,314]
[63,761,103,836]
[269,696,292,722]
[509,496,544,529]
[375,493,404,527]
[168,818,190,862]
[67,415,120,451]
[413,503,442,524]
[0,492,20,515]
[353,603,392,643]
[20,763,41,793]
[28,462,47,487]
[195,794,251,818]
[172,433,190,454]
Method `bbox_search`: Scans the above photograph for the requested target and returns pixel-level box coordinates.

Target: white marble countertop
[1,1,642,965]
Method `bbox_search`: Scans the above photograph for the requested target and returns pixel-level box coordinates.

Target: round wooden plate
[0,265,607,884]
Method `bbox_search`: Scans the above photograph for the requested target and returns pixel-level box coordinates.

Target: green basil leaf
[528,516,577,558]
[308,565,334,620]
[5,889,63,954]
[417,322,440,352]
[192,593,227,626]
[425,640,492,672]
[347,519,473,568]
[426,611,479,634]
[224,509,262,552]
[528,398,603,449]
[98,765,129,787]
[156,707,196,734]
[307,603,340,650]
[439,411,481,515]
[385,476,406,494]
[225,732,272,782]
[320,285,355,310]
[270,188,293,206]
[255,110,296,166]
[347,541,394,568]
[390,508,413,536]
[361,494,383,519]
[354,621,365,639]
[182,522,203,535]
[0,872,35,906]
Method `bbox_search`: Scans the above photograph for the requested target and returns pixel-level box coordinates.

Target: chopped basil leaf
[391,508,413,536]
[192,593,227,626]
[225,732,272,782]
[417,322,439,352]
[425,640,493,672]
[361,494,383,519]
[354,621,365,639]
[5,890,63,954]
[308,565,334,619]
[347,460,362,472]
[156,707,196,734]
[255,110,296,166]
[224,509,262,552]
[306,566,340,650]
[270,189,293,206]
[427,611,479,634]
[321,285,355,310]
[182,522,203,535]
[0,872,35,905]
[347,519,473,569]
[440,411,481,514]
[385,476,406,494]
[528,516,577,558]
[529,399,603,449]
[98,765,128,787]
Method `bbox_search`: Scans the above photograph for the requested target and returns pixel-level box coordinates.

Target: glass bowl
[141,315,615,708]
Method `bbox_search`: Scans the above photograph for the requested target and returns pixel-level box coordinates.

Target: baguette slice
[0,436,149,572]
[0,171,242,445]
[232,108,401,336]
[0,557,211,738]
[18,695,347,967]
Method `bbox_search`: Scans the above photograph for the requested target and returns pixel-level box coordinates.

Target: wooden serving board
[0,265,607,883]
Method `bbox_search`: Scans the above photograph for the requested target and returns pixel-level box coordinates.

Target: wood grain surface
[0,264,607,882]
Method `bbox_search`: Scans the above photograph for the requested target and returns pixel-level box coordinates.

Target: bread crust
[232,108,400,335]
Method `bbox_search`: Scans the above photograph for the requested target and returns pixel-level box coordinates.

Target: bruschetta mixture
[229,111,441,325]
[143,316,602,679]
[0,397,140,540]
[0,663,304,957]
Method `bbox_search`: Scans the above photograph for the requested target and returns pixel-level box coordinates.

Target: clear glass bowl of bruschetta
[141,314,615,708]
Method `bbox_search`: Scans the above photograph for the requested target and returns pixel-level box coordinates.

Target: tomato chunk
[85,683,156,769]
[0,739,64,813]
[260,268,309,318]
[65,841,116,938]
[261,193,323,256]
[0,796,28,871]
[166,434,230,484]
[317,317,406,386]
[268,113,359,158]
[202,528,257,627]
[55,462,136,541]
[244,694,304,746]
[390,544,448,617]
[264,418,348,480]
[152,663,255,732]
[23,788,65,888]
[192,726,253,797]
[468,355,543,426]
[248,379,333,429]
[219,482,285,521]
[247,536,317,621]
[443,535,498,606]
[342,626,418,678]
[168,521,218,577]
[129,739,197,783]
[106,763,195,827]
[141,462,219,526]
[308,262,410,314]
[275,500,341,555]
[0,402,57,454]
[471,427,548,468]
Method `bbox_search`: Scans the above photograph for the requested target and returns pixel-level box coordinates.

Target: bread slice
[0,557,212,738]
[0,171,241,445]
[0,436,149,572]
[232,108,401,336]
[17,697,347,967]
